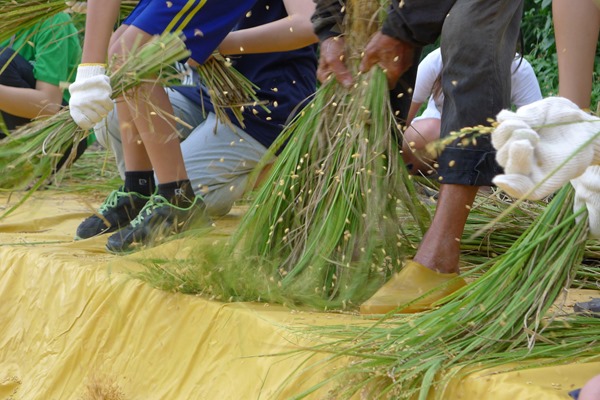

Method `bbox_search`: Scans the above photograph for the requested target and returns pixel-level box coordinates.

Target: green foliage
[522,0,600,109]
[522,0,559,98]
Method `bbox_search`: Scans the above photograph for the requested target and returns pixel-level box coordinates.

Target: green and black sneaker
[105,194,210,253]
[75,189,150,240]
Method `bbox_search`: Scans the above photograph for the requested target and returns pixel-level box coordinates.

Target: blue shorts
[123,0,256,63]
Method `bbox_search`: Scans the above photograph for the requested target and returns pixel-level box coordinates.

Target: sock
[124,170,156,196]
[157,180,196,207]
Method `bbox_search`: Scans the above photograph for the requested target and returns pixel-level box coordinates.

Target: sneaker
[75,189,149,240]
[105,194,210,253]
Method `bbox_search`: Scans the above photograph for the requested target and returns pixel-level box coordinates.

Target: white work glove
[492,97,600,200]
[572,165,600,238]
[69,64,113,131]
[65,1,87,13]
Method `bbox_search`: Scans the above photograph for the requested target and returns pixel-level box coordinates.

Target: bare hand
[317,36,353,88]
[359,32,415,88]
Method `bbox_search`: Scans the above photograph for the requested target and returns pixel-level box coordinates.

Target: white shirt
[412,48,543,121]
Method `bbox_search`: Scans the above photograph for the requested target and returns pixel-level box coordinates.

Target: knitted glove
[69,64,113,131]
[492,97,600,200]
[572,165,600,238]
[65,1,86,13]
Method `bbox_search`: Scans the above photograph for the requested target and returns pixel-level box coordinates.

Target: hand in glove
[65,1,86,13]
[572,165,600,238]
[69,64,113,131]
[492,97,600,200]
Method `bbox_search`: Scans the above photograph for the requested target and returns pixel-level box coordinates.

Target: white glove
[65,1,87,13]
[69,64,113,131]
[492,97,600,200]
[572,165,600,238]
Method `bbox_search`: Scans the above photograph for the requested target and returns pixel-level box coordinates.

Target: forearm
[81,0,121,64]
[406,102,422,126]
[311,0,345,41]
[382,0,456,46]
[0,84,62,119]
[220,16,318,55]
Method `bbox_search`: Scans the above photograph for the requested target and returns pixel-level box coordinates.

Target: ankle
[413,255,460,275]
[124,170,155,196]
[157,180,197,206]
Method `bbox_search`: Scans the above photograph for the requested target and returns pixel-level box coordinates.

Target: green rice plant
[0,1,140,44]
[0,0,68,43]
[224,0,430,307]
[0,32,191,217]
[291,186,592,399]
[197,52,268,131]
[131,0,430,310]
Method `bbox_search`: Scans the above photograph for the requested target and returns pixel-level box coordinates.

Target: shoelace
[129,195,169,228]
[128,195,197,228]
[98,190,124,213]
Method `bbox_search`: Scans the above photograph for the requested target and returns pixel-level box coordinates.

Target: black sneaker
[75,189,149,240]
[574,298,600,318]
[105,194,210,253]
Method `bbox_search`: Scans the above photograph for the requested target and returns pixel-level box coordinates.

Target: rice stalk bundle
[0,0,67,43]
[219,0,430,308]
[0,1,141,44]
[196,52,267,131]
[0,32,190,216]
[293,186,591,399]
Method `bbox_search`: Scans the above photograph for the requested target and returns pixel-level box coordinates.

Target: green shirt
[0,13,82,102]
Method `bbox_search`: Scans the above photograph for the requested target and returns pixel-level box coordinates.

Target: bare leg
[579,374,600,400]
[108,26,189,184]
[124,82,187,182]
[413,184,478,274]
[553,0,600,109]
[402,117,441,175]
[117,96,153,171]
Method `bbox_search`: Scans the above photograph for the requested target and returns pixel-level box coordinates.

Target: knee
[579,375,600,400]
[0,47,35,88]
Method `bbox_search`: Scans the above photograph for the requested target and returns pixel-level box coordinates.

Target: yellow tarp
[0,192,598,399]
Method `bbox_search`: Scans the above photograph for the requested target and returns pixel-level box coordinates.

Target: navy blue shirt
[174,0,318,149]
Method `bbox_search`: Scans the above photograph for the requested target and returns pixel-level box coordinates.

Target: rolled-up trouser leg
[437,0,524,186]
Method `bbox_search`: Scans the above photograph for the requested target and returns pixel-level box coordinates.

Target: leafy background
[522,0,600,109]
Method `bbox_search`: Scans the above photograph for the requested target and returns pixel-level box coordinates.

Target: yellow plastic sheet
[0,192,598,399]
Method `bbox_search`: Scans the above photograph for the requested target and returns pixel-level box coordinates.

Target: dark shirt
[311,0,456,47]
[175,0,318,149]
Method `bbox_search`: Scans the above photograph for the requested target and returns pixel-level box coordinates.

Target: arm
[81,0,121,63]
[0,14,80,118]
[411,49,441,106]
[311,0,352,87]
[381,0,456,47]
[0,82,63,118]
[510,58,543,108]
[359,0,455,88]
[219,0,318,55]
[406,101,423,126]
[69,0,120,130]
[311,0,345,42]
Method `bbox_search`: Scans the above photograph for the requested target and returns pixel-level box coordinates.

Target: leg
[0,47,36,134]
[181,113,269,217]
[361,0,525,314]
[414,184,478,274]
[402,117,441,175]
[579,374,600,400]
[429,0,524,272]
[95,89,205,179]
[553,0,600,109]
